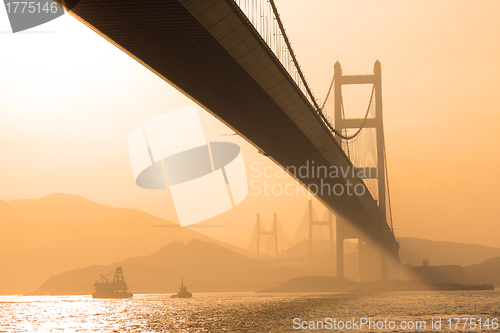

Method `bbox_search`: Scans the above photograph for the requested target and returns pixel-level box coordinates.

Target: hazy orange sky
[1,0,499,249]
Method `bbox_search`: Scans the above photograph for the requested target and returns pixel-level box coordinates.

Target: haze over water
[1,0,500,332]
[2,291,499,332]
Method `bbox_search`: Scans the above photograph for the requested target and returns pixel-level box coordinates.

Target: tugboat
[92,267,133,299]
[171,277,192,298]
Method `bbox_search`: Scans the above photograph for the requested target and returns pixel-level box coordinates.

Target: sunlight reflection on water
[1,291,499,332]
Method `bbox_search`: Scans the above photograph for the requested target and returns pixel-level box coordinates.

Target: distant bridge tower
[308,200,334,255]
[254,213,279,257]
[334,60,396,281]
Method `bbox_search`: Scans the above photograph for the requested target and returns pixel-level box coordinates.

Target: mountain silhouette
[465,257,500,286]
[30,239,305,295]
[399,237,500,266]
[0,194,252,295]
[3,194,500,295]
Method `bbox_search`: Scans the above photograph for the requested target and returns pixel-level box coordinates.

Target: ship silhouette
[171,277,192,298]
[92,267,133,299]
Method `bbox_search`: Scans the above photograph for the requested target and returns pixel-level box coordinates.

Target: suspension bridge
[60,0,400,280]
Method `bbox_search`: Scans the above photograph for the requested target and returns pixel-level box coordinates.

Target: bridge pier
[334,215,393,282]
[358,238,366,282]
[380,227,389,282]
[336,225,344,279]
[336,216,363,280]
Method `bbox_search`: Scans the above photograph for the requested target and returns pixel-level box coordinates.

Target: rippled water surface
[1,290,499,332]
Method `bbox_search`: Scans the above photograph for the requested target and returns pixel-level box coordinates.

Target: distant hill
[399,237,500,267]
[4,194,500,295]
[280,239,358,258]
[258,275,492,293]
[406,256,500,287]
[465,257,500,286]
[0,194,253,295]
[30,239,305,295]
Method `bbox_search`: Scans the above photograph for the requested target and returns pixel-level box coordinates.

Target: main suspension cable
[268,0,321,112]
[320,83,375,141]
[268,0,374,142]
[321,76,335,111]
[383,141,394,232]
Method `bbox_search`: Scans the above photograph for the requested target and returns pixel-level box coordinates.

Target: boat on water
[92,267,133,299]
[171,277,192,298]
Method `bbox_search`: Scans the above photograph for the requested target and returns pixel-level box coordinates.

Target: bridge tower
[308,200,334,255]
[333,60,393,281]
[254,213,279,257]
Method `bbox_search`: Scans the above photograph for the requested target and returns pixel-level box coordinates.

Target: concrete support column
[358,238,365,282]
[256,213,260,257]
[273,213,278,257]
[329,212,334,255]
[336,217,344,279]
[380,228,389,281]
[308,200,313,255]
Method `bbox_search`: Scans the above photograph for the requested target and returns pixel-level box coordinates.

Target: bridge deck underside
[66,0,393,242]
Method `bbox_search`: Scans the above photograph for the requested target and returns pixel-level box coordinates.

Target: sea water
[1,290,499,332]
